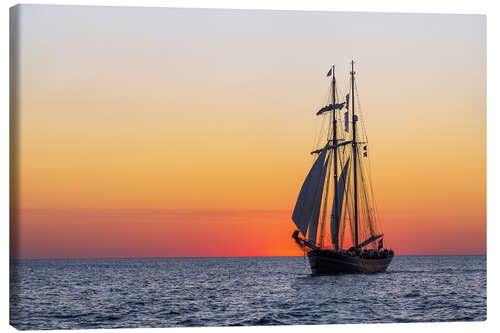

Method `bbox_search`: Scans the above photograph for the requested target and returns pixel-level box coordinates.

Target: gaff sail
[292,148,329,238]
[331,158,350,246]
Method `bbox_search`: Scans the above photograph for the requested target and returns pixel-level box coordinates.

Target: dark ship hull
[307,249,393,275]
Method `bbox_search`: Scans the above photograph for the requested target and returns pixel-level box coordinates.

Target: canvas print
[9,4,486,330]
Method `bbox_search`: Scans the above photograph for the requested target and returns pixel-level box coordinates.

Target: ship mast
[331,66,339,250]
[351,60,359,248]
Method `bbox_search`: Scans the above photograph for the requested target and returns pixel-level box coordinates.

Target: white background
[1,0,498,332]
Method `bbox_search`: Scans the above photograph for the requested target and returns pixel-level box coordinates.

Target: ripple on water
[10,256,486,330]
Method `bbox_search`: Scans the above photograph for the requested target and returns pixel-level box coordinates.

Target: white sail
[292,148,329,237]
[331,157,350,246]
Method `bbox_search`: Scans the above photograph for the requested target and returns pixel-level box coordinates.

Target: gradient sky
[11,5,486,258]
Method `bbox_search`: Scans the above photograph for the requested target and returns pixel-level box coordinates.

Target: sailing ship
[291,61,394,275]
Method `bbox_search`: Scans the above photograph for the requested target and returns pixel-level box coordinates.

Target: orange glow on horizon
[11,208,485,259]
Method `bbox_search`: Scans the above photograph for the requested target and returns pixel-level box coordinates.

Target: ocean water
[10,256,486,330]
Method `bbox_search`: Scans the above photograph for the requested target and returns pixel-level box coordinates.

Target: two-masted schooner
[291,61,394,275]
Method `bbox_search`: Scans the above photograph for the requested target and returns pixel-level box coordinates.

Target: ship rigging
[291,61,394,274]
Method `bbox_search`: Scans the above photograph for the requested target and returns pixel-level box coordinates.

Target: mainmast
[331,66,339,250]
[351,60,359,248]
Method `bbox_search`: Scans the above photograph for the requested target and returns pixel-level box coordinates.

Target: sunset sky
[11,5,486,258]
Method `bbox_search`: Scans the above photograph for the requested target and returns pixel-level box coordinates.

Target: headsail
[292,148,329,238]
[331,157,350,246]
[307,152,331,243]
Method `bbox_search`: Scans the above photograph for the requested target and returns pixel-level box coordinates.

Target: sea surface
[10,255,486,330]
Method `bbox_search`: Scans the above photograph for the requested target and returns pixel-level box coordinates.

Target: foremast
[351,61,359,248]
[292,61,384,252]
[331,66,339,250]
[292,63,349,250]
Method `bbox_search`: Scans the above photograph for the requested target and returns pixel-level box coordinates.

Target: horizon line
[10,253,487,261]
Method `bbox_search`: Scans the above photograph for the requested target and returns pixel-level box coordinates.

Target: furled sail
[316,103,346,116]
[292,148,329,238]
[331,157,350,246]
[344,112,349,132]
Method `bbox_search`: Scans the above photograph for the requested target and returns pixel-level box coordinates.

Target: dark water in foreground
[10,256,486,330]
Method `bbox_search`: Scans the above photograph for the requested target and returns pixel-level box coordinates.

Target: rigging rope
[303,69,383,251]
